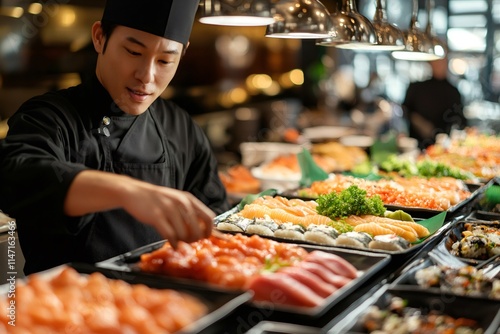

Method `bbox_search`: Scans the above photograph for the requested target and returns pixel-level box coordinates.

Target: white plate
[339,135,374,148]
[251,166,301,192]
[302,126,357,142]
[240,142,307,167]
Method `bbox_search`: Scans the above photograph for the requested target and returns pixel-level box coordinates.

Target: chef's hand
[64,170,215,247]
[122,180,215,248]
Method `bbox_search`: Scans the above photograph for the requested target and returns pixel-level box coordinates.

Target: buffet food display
[425,129,500,180]
[2,128,499,334]
[296,174,472,211]
[0,266,209,334]
[96,233,390,317]
[215,186,449,255]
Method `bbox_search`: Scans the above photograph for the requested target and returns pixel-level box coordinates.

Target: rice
[369,234,410,252]
[216,215,252,232]
[451,235,490,259]
[274,223,305,241]
[303,224,338,246]
[335,231,372,249]
[245,218,279,236]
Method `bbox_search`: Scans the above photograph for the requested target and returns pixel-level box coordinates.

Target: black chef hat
[101,0,200,45]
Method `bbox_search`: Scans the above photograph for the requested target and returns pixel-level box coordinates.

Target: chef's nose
[136,60,155,84]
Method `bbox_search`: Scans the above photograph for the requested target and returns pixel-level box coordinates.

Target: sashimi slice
[306,251,358,279]
[298,262,353,288]
[278,266,337,298]
[247,273,323,307]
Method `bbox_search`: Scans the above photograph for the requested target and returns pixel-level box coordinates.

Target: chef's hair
[99,20,187,57]
[100,20,116,55]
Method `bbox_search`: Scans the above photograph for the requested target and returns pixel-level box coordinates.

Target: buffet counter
[1,130,499,334]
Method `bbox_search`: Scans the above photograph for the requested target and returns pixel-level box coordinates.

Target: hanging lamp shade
[369,0,405,51]
[199,0,275,26]
[265,0,334,39]
[391,0,441,61]
[424,0,447,59]
[316,0,376,49]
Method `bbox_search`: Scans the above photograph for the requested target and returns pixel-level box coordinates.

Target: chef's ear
[92,21,105,54]
[182,41,190,58]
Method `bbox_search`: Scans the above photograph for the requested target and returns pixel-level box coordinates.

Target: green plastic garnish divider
[297,148,329,188]
[342,171,384,181]
[370,132,399,166]
[411,211,447,244]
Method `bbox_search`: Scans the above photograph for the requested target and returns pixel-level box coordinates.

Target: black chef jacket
[0,75,230,275]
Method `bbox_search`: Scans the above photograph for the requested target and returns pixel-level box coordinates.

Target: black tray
[282,182,485,220]
[96,240,391,318]
[215,207,455,260]
[0,263,252,334]
[326,285,500,334]
[245,321,321,334]
[390,257,500,299]
[472,210,500,221]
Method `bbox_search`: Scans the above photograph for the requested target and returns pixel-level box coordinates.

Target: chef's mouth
[127,88,151,96]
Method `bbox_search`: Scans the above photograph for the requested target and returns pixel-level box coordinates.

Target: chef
[0,0,230,275]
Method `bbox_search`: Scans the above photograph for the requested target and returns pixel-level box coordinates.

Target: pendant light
[199,0,275,26]
[265,0,334,39]
[425,0,446,59]
[316,0,376,49]
[391,0,440,61]
[368,0,405,51]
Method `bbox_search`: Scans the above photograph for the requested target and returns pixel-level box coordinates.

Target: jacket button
[102,116,111,126]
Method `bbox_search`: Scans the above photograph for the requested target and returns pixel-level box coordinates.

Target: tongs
[478,253,500,279]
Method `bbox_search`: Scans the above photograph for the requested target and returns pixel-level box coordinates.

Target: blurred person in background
[402,57,466,149]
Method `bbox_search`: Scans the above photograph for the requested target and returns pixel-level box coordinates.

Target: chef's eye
[125,48,141,56]
[159,59,174,65]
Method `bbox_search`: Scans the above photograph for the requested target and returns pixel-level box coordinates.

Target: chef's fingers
[161,201,189,242]
[177,203,203,242]
[154,217,179,249]
[188,196,215,239]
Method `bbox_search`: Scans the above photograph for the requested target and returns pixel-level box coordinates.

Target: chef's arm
[64,170,214,247]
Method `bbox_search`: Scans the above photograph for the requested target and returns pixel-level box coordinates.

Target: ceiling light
[424,0,446,59]
[199,0,275,26]
[317,0,377,49]
[391,0,441,61]
[367,0,405,51]
[0,6,24,18]
[265,0,334,39]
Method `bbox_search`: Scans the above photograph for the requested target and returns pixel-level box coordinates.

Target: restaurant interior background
[0,0,499,165]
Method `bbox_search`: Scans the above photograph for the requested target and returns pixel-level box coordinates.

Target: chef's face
[92,22,183,115]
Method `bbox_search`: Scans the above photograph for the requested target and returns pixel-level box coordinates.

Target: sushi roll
[486,233,500,257]
[303,224,339,246]
[274,223,306,241]
[368,234,410,252]
[415,265,442,288]
[216,214,253,232]
[451,235,490,259]
[245,218,279,236]
[335,231,372,249]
